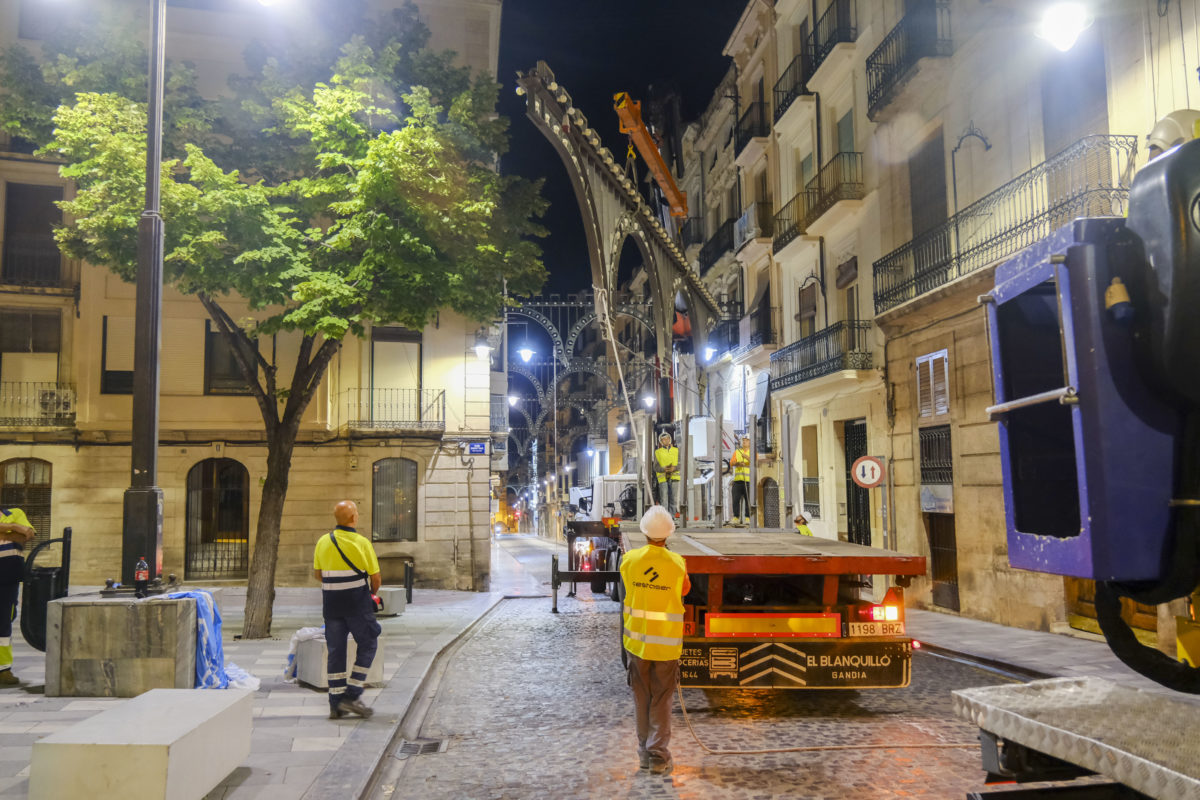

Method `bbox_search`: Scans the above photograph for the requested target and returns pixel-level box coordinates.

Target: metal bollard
[551,554,559,613]
[404,561,414,604]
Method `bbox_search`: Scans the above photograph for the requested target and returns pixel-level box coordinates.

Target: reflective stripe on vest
[654,447,679,483]
[620,545,687,661]
[321,568,363,591]
[623,604,684,622]
[622,627,683,648]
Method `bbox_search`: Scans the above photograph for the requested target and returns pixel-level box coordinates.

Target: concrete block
[377,587,406,616]
[294,635,385,689]
[46,596,197,697]
[29,688,252,800]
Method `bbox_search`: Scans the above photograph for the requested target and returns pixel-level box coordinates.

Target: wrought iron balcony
[345,388,446,432]
[804,152,864,227]
[873,134,1138,314]
[0,382,75,426]
[919,424,953,484]
[867,0,952,120]
[773,189,816,250]
[774,47,815,121]
[1,233,64,287]
[811,0,857,74]
[802,477,821,519]
[768,320,873,390]
[680,217,705,248]
[735,101,770,155]
[731,306,780,359]
[699,218,736,276]
[734,201,774,251]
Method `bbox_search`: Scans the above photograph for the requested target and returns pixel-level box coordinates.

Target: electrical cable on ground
[676,684,977,755]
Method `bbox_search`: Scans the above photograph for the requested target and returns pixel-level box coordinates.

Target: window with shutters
[0,309,60,385]
[101,315,133,394]
[796,284,817,339]
[205,320,252,395]
[373,457,418,542]
[2,184,63,286]
[916,349,950,418]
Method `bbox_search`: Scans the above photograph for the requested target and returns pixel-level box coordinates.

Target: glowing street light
[508,395,519,407]
[518,344,535,363]
[1036,3,1093,52]
[586,448,595,457]
[703,346,717,362]
[616,424,628,437]
[642,394,655,409]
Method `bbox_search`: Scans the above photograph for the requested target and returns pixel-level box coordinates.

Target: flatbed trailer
[579,525,928,689]
[954,677,1200,799]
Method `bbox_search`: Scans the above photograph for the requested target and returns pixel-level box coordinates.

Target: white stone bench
[30,688,252,800]
[294,636,385,689]
[377,586,407,616]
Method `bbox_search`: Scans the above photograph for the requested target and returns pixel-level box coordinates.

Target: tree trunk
[241,433,296,638]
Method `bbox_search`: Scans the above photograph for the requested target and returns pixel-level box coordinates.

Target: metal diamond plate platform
[953,677,1200,799]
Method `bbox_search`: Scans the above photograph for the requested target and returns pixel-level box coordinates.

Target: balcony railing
[734,201,774,251]
[873,134,1138,314]
[1,233,63,287]
[811,0,857,74]
[731,306,780,359]
[699,218,736,275]
[768,320,873,390]
[680,217,705,248]
[867,0,952,120]
[773,189,816,250]
[490,393,507,432]
[805,152,864,227]
[802,477,821,519]
[774,47,815,121]
[919,424,953,484]
[0,382,75,426]
[735,101,770,154]
[345,388,446,431]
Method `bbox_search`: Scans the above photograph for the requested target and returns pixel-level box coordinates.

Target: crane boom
[613,92,688,218]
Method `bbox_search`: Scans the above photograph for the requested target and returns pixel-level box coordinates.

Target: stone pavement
[0,532,1193,798]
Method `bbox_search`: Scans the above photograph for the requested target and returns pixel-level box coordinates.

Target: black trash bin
[20,527,72,653]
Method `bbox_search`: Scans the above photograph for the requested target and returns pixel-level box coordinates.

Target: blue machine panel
[986,218,1184,581]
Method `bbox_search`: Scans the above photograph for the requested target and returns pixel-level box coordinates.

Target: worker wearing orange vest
[729,435,751,525]
[620,505,690,775]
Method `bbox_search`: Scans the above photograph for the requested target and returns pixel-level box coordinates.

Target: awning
[751,370,771,418]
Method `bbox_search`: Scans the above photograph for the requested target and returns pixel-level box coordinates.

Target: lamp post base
[121,487,163,585]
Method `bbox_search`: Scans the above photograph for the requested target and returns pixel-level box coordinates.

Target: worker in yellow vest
[729,435,751,525]
[620,505,690,775]
[653,431,681,516]
[794,513,814,536]
[0,507,33,686]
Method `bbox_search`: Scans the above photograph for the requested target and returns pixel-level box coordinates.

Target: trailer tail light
[705,612,841,638]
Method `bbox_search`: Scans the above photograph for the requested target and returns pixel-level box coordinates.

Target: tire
[591,577,607,593]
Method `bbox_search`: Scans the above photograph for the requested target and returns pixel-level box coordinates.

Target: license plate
[849,621,906,637]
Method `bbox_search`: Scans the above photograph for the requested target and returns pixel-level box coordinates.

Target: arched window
[0,458,52,545]
[759,477,780,529]
[372,458,418,542]
[185,458,249,579]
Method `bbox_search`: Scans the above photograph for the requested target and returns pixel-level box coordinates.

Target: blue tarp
[164,591,229,689]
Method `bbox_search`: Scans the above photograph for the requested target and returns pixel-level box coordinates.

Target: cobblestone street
[372,590,1020,799]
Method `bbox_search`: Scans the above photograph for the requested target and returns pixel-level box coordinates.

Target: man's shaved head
[334,501,359,527]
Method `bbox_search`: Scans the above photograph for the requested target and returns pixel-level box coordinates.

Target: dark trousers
[0,581,17,670]
[325,611,381,707]
[628,653,679,762]
[731,479,750,520]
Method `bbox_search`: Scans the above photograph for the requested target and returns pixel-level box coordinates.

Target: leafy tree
[2,3,546,637]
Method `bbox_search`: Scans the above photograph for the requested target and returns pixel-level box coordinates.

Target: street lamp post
[122,0,167,586]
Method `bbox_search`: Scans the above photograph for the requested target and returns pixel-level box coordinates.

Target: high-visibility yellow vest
[731,446,750,481]
[654,446,680,483]
[620,544,688,661]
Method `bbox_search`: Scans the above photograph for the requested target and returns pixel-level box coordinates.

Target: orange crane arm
[613,92,688,218]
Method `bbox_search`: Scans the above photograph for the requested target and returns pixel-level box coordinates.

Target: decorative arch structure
[516,62,719,367]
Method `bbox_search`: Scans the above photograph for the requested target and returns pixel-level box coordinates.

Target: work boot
[328,704,346,720]
[649,756,673,775]
[339,698,374,718]
[0,670,17,687]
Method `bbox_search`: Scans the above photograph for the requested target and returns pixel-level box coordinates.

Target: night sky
[496,0,747,295]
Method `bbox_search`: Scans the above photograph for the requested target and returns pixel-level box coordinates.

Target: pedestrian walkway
[0,538,1194,798]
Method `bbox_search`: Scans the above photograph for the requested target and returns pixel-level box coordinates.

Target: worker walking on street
[0,507,32,686]
[313,500,381,719]
[653,431,681,516]
[621,506,690,775]
[730,435,751,525]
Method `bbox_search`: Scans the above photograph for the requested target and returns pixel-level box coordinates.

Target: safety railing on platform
[345,388,446,431]
[769,320,873,390]
[873,134,1137,314]
[866,0,952,120]
[0,382,75,426]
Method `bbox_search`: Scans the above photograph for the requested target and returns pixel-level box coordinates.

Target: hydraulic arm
[613,92,688,218]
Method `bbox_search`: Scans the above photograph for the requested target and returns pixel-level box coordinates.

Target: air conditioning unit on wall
[38,389,71,417]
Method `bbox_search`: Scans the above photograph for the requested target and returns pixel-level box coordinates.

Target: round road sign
[851,456,885,489]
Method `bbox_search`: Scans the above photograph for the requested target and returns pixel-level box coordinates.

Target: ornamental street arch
[516,62,719,368]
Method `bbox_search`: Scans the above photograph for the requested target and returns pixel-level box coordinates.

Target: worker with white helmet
[620,505,691,775]
[1146,109,1200,162]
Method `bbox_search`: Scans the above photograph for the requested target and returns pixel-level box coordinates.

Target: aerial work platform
[954,677,1200,799]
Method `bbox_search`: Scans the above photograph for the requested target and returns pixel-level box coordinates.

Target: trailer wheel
[609,551,621,601]
[590,576,607,593]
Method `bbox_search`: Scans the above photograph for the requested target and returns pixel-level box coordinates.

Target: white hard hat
[1147,109,1200,155]
[640,505,675,541]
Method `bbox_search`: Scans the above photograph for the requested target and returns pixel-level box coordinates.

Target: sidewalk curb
[300,593,506,800]
[916,641,1055,682]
